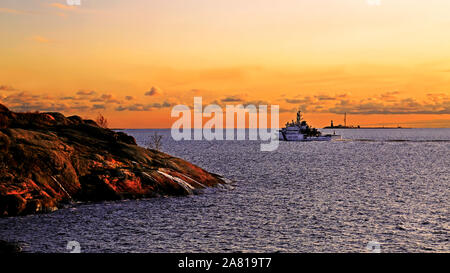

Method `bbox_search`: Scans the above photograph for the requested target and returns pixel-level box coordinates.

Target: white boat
[279,110,342,141]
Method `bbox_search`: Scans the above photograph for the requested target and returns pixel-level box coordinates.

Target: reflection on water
[0,129,449,252]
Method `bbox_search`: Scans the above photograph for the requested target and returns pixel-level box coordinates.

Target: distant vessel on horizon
[323,113,407,129]
[279,110,341,141]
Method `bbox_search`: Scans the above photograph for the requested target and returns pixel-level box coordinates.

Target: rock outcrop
[0,240,21,253]
[0,104,226,217]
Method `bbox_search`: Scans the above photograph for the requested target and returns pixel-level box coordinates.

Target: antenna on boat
[296,109,302,125]
[344,112,347,127]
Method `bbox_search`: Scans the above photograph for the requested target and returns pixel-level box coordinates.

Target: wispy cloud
[90,94,122,104]
[0,8,29,15]
[221,95,244,103]
[76,90,96,96]
[0,85,17,92]
[115,101,173,112]
[30,35,52,44]
[0,87,122,113]
[49,3,77,11]
[2,84,449,117]
[48,2,97,17]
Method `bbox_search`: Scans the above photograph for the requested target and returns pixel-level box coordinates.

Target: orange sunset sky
[1,0,450,128]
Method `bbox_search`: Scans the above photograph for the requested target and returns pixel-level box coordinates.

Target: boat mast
[296,110,302,125]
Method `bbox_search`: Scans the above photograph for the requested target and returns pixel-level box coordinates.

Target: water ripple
[0,129,449,253]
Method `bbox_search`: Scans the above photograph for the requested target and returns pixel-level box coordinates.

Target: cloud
[279,107,298,113]
[0,87,176,114]
[284,96,316,112]
[211,94,251,105]
[30,35,51,44]
[2,92,40,104]
[92,104,106,110]
[115,101,173,111]
[0,92,71,112]
[145,86,163,96]
[285,98,309,104]
[204,95,270,109]
[61,96,90,101]
[115,104,151,112]
[378,91,400,102]
[282,92,450,115]
[0,89,122,113]
[315,95,337,101]
[48,2,97,16]
[0,91,88,113]
[90,94,121,104]
[426,93,448,103]
[0,85,17,92]
[76,90,96,96]
[243,100,270,106]
[49,3,77,11]
[48,2,87,18]
[328,94,450,115]
[152,101,173,108]
[60,96,76,100]
[4,84,446,117]
[221,95,244,103]
[286,94,349,104]
[0,8,29,15]
[101,94,113,100]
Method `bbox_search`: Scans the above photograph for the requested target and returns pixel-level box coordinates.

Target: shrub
[95,113,108,128]
[146,131,163,151]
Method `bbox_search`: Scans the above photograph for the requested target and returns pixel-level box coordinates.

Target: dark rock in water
[0,240,21,253]
[0,104,226,217]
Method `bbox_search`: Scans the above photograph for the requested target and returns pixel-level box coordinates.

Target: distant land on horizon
[111,126,450,130]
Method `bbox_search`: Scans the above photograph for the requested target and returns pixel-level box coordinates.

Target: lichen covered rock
[0,104,226,217]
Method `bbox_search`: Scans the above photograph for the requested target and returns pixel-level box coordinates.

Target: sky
[1,0,450,128]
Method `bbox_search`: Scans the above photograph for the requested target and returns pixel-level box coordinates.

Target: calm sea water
[0,129,449,253]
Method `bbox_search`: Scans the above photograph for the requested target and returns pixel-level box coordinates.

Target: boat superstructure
[279,110,341,141]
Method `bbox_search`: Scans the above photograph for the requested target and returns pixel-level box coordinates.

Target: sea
[0,128,448,253]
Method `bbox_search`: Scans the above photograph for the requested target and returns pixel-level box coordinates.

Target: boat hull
[279,132,341,141]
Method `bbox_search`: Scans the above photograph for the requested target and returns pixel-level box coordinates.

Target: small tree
[147,131,163,151]
[96,113,108,128]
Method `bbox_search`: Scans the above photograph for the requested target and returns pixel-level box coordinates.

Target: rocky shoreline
[0,104,227,217]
